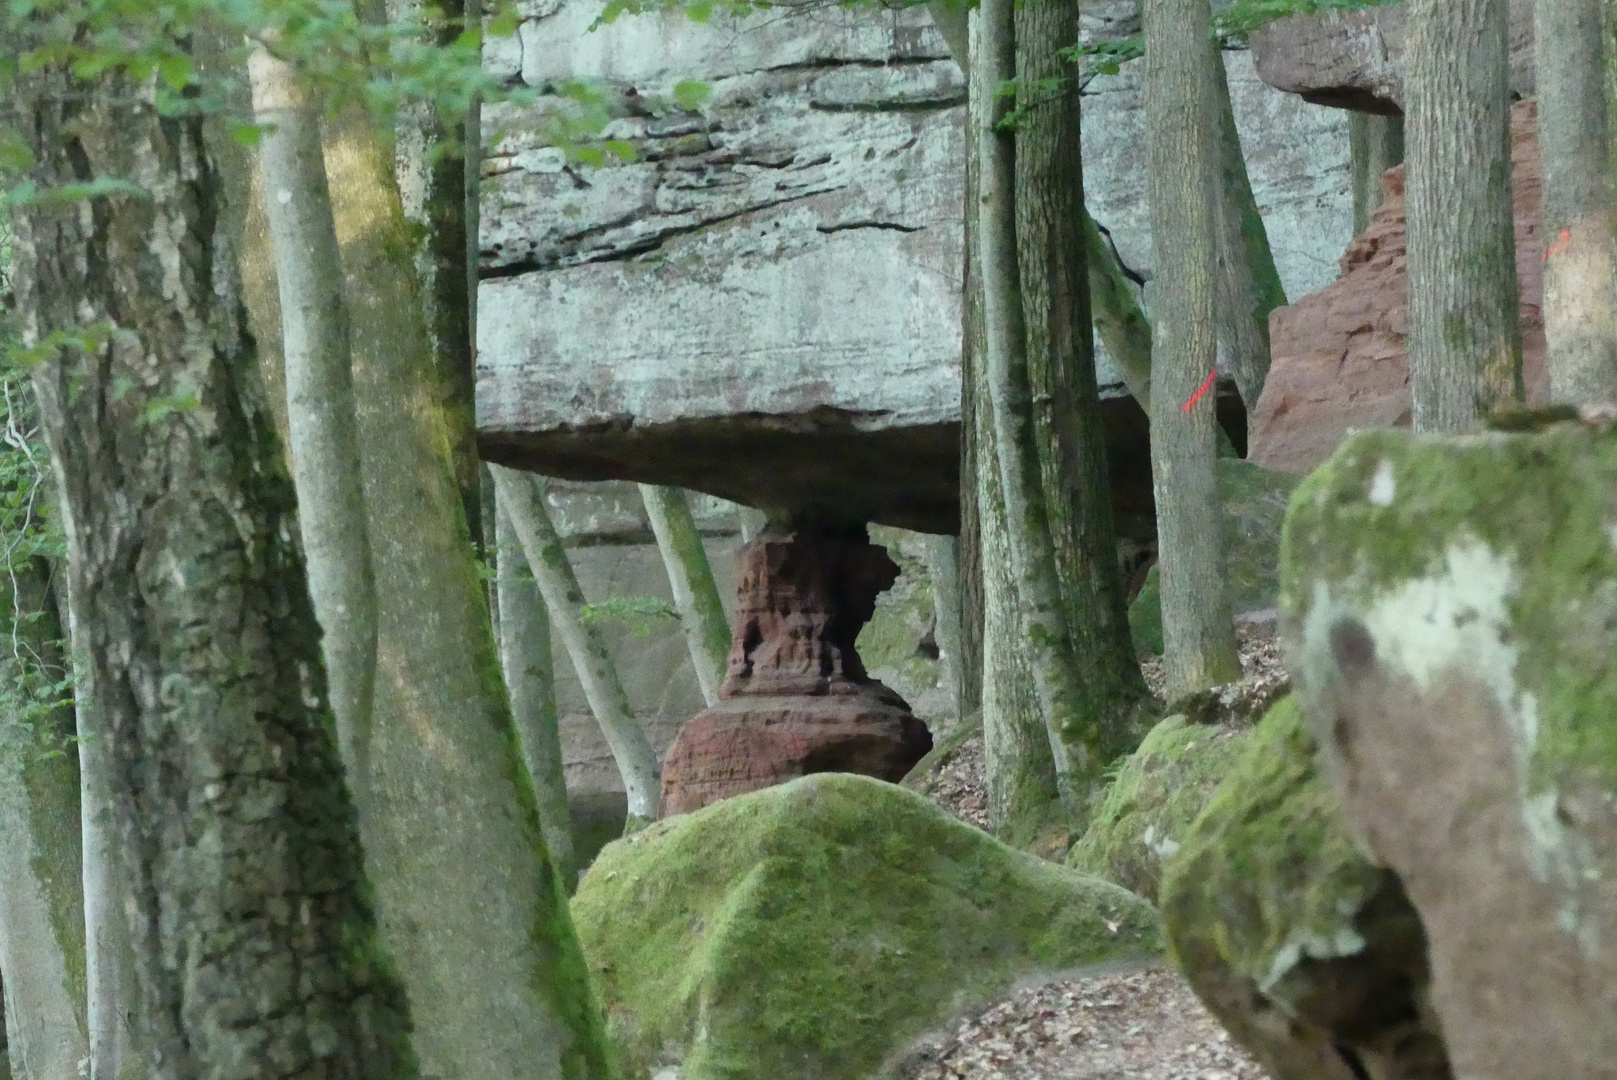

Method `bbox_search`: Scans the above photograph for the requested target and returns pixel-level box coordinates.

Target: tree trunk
[0,560,88,1080]
[495,497,578,894]
[1144,0,1243,700]
[1084,208,1154,410]
[1350,113,1405,235]
[248,47,379,795]
[491,466,662,828]
[1537,0,1617,405]
[11,61,417,1079]
[0,969,9,1080]
[1208,42,1288,419]
[921,534,963,737]
[1406,0,1523,431]
[639,485,730,708]
[1015,0,1154,768]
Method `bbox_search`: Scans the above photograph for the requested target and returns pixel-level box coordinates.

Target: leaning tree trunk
[495,496,578,893]
[1207,39,1288,420]
[491,466,663,829]
[1536,0,1617,405]
[1406,0,1523,432]
[1144,0,1243,700]
[1350,113,1405,234]
[639,485,730,708]
[1015,0,1154,769]
[0,560,87,1080]
[248,47,378,794]
[1084,208,1154,410]
[11,60,417,1080]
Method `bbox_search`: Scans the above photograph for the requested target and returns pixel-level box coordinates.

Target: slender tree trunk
[491,466,662,828]
[11,61,417,1079]
[1084,209,1154,410]
[1015,0,1153,767]
[495,498,577,894]
[1406,0,1523,432]
[1537,0,1617,405]
[921,534,963,736]
[0,972,9,1080]
[1208,42,1288,418]
[1144,0,1243,700]
[638,485,729,708]
[248,47,379,795]
[1350,113,1405,234]
[0,560,87,1080]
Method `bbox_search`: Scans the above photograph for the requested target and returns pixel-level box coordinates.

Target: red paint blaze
[1181,368,1218,413]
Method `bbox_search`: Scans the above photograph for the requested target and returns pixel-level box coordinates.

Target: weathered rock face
[659,526,932,816]
[572,772,1160,1080]
[1282,424,1617,1080]
[1160,697,1451,1080]
[1249,0,1536,115]
[1250,99,1547,476]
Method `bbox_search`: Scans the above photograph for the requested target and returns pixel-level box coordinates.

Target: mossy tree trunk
[1208,41,1288,419]
[495,497,578,894]
[1084,208,1153,410]
[1349,113,1405,235]
[1406,0,1523,431]
[1143,0,1243,700]
[1537,0,1617,405]
[492,466,662,829]
[11,59,418,1078]
[243,109,616,1080]
[248,47,378,795]
[639,485,729,708]
[0,560,87,1080]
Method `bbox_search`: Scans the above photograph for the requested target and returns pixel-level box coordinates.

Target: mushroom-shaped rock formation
[1248,0,1536,116]
[571,772,1161,1080]
[1282,424,1617,1080]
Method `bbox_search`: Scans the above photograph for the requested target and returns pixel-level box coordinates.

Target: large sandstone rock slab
[1250,99,1548,476]
[572,772,1160,1080]
[1282,423,1617,1080]
[1160,697,1450,1080]
[1249,0,1536,115]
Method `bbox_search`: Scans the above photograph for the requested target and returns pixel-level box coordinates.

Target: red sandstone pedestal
[659,524,933,817]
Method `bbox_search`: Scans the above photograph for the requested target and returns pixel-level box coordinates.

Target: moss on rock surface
[571,772,1159,1080]
[1067,715,1252,900]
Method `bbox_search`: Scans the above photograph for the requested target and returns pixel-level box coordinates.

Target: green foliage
[578,594,678,636]
[1213,0,1396,42]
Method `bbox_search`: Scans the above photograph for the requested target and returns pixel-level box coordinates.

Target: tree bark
[921,533,963,737]
[1208,42,1288,419]
[248,47,379,796]
[1406,0,1523,432]
[11,61,417,1079]
[1537,0,1617,405]
[638,485,729,708]
[0,560,87,1080]
[495,497,578,894]
[1085,209,1154,410]
[1350,113,1405,235]
[1144,0,1243,700]
[1015,0,1153,769]
[491,466,662,828]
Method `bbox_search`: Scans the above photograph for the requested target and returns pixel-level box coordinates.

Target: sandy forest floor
[902,618,1288,1080]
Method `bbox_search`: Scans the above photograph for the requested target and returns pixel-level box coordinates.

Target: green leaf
[672,78,709,111]
[229,121,263,147]
[686,0,712,21]
[157,54,193,91]
[142,392,200,425]
[487,8,520,37]
[603,138,637,162]
[572,145,605,167]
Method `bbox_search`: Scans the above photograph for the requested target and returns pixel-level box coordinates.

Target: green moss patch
[1067,715,1252,901]
[571,772,1160,1080]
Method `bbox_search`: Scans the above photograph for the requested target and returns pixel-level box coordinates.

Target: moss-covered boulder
[571,772,1159,1080]
[1067,714,1252,900]
[1132,460,1298,656]
[1282,424,1617,1080]
[1160,697,1448,1080]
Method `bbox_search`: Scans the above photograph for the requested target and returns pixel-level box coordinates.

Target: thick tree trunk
[491,466,662,828]
[1350,114,1405,235]
[495,498,578,894]
[0,561,87,1080]
[11,62,416,1080]
[248,48,379,794]
[1537,0,1617,405]
[1144,0,1243,700]
[639,485,730,708]
[1015,0,1153,769]
[1406,0,1523,431]
[1208,43,1287,418]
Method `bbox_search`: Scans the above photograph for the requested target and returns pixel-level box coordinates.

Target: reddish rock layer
[1251,99,1549,476]
[660,527,932,817]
